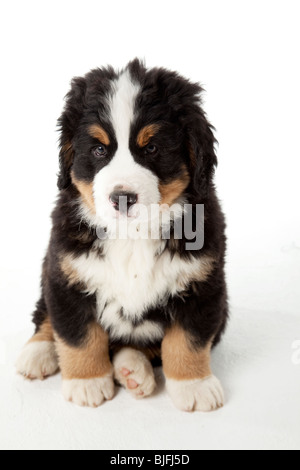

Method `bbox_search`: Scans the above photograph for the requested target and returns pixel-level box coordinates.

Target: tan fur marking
[196,255,216,281]
[88,124,110,146]
[55,323,112,380]
[177,255,216,290]
[162,325,212,380]
[29,317,54,343]
[137,124,160,147]
[61,141,74,167]
[159,169,190,206]
[71,171,96,214]
[60,254,82,287]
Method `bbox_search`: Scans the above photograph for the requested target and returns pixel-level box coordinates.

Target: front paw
[113,347,156,399]
[16,341,59,380]
[166,375,224,412]
[62,375,115,408]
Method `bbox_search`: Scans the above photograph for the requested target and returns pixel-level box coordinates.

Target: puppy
[16,59,228,411]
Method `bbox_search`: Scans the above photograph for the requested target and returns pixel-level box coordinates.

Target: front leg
[46,256,115,408]
[162,324,224,412]
[56,323,114,407]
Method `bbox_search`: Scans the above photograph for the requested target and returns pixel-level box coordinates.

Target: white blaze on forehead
[93,69,161,226]
[108,69,140,148]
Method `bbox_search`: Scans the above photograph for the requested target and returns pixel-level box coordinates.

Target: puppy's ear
[57,77,86,190]
[187,107,218,201]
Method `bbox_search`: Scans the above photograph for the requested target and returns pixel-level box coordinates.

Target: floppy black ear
[57,77,86,190]
[187,108,218,201]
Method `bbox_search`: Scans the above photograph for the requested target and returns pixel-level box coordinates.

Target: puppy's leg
[56,323,114,408]
[113,347,156,399]
[16,315,59,380]
[162,325,224,412]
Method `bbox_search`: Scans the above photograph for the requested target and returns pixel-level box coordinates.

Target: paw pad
[113,348,156,399]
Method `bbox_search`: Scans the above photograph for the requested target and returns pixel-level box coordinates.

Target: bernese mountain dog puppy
[16,59,228,412]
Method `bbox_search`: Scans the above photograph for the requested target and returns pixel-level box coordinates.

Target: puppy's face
[58,60,217,230]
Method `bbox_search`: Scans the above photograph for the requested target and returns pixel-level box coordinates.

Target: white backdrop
[0,0,299,450]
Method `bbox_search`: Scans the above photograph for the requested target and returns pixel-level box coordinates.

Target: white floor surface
[0,243,299,450]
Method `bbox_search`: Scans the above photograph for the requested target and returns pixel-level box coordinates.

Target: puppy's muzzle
[109,190,138,214]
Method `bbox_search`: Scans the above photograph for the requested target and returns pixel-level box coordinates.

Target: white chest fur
[67,238,209,342]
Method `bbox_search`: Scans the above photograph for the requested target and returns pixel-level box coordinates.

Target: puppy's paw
[166,375,224,412]
[113,347,156,399]
[16,341,59,380]
[62,375,115,408]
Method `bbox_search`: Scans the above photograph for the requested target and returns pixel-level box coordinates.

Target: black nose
[109,191,138,212]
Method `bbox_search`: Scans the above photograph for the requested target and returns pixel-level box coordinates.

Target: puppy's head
[58,59,217,229]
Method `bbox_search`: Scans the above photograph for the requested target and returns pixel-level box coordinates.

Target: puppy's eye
[145,144,158,155]
[92,145,107,158]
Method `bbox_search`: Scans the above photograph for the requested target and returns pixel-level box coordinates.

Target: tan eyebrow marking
[88,124,110,146]
[137,124,161,148]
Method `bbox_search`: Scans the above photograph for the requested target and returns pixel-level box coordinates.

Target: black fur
[34,59,228,354]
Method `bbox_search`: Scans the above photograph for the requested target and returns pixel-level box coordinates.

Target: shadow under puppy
[16,59,228,411]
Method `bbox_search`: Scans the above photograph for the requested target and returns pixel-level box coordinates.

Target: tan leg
[56,323,114,407]
[16,317,59,380]
[162,325,224,412]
